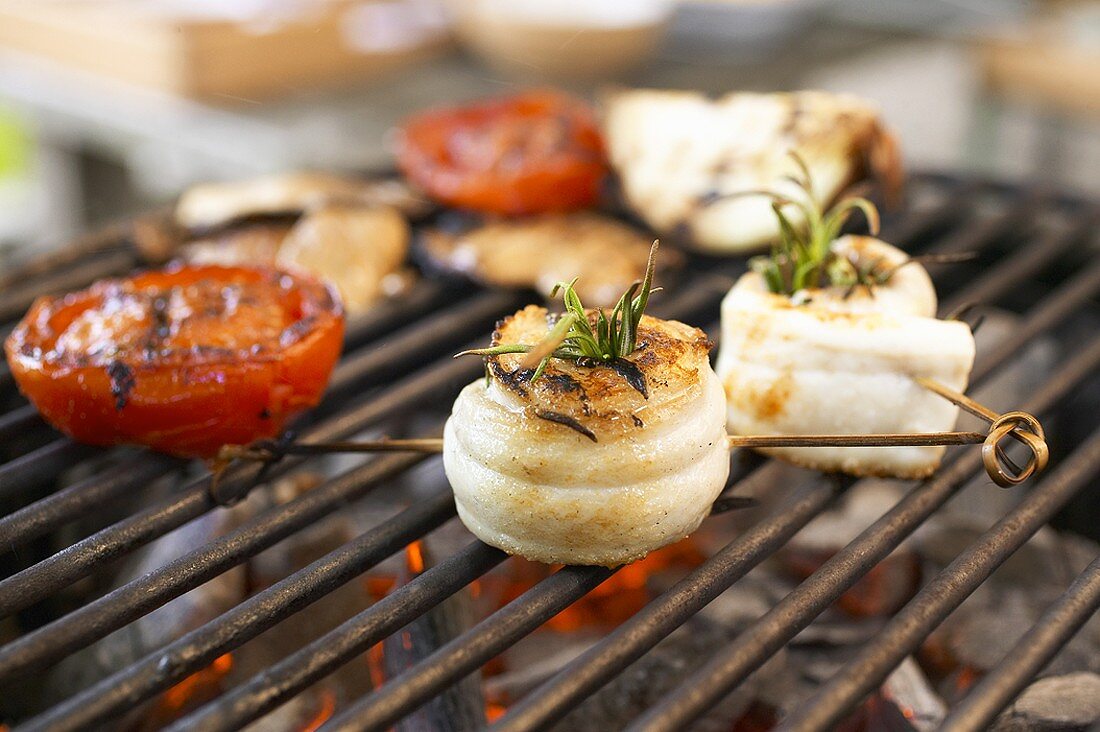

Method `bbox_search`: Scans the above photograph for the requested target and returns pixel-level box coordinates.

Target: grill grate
[1,173,1099,732]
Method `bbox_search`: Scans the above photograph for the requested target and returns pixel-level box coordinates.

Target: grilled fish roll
[444,306,730,566]
[716,237,975,479]
[603,89,903,254]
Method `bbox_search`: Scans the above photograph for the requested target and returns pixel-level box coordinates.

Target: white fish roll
[444,306,730,566]
[716,237,976,478]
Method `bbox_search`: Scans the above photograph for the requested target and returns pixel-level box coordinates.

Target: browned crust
[486,305,712,439]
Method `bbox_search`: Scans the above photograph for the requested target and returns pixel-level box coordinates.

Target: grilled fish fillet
[183,223,290,267]
[175,172,430,231]
[420,213,679,307]
[603,89,903,254]
[715,237,975,478]
[444,306,730,566]
[276,204,412,314]
[176,205,411,316]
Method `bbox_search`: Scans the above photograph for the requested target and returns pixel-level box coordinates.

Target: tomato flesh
[5,265,344,458]
[397,91,607,216]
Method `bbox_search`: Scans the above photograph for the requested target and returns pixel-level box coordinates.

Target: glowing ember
[493,537,708,632]
[359,535,709,724]
[299,689,337,732]
[366,642,386,689]
[781,548,921,618]
[486,702,507,723]
[406,541,426,574]
[152,653,234,721]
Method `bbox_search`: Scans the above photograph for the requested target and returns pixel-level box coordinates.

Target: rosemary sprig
[748,151,884,297]
[456,240,660,382]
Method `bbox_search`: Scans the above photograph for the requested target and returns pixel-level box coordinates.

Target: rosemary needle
[457,240,660,382]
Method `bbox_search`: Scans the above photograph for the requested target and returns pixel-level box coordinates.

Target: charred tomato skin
[396,91,607,216]
[4,264,344,459]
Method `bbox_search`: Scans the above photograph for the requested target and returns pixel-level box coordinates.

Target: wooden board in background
[0,1,450,102]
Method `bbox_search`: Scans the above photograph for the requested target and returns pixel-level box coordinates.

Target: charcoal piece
[879,657,946,731]
[11,493,264,721]
[382,542,483,732]
[992,673,1100,731]
[553,619,783,732]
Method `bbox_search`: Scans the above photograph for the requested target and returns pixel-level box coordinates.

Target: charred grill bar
[0,174,1098,731]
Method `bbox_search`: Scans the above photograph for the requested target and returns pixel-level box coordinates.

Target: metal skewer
[217,377,1048,488]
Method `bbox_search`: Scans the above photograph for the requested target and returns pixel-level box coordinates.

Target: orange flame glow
[494,537,708,632]
[406,541,425,574]
[299,689,337,732]
[156,653,234,715]
[486,702,507,723]
[366,642,386,689]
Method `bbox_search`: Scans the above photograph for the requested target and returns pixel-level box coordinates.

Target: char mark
[106,360,136,411]
[144,294,171,354]
[610,358,648,399]
[489,360,532,399]
[541,372,584,394]
[534,409,597,442]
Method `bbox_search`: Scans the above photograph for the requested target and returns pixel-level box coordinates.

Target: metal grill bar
[144,191,1082,726]
[872,180,973,246]
[0,405,44,444]
[19,488,460,732]
[325,290,525,395]
[973,256,1100,375]
[0,468,248,615]
[780,426,1100,731]
[0,285,499,501]
[0,250,136,323]
[0,175,1096,732]
[0,442,98,501]
[0,456,178,548]
[38,268,739,726]
[626,335,1100,732]
[485,219,1100,732]
[0,354,483,602]
[0,214,141,292]
[339,279,456,349]
[335,464,837,732]
[917,200,1036,279]
[169,541,510,732]
[0,269,735,666]
[936,210,1099,316]
[0,450,428,678]
[327,565,619,732]
[940,554,1100,732]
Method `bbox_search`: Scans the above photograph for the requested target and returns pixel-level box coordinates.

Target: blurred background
[0,0,1098,268]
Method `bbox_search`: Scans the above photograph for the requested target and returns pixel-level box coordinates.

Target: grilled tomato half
[396,91,606,216]
[4,264,344,458]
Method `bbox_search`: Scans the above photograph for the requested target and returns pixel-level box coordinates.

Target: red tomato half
[396,91,607,216]
[5,264,344,458]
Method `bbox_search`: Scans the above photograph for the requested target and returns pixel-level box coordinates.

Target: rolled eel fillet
[716,236,976,479]
[444,306,730,566]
